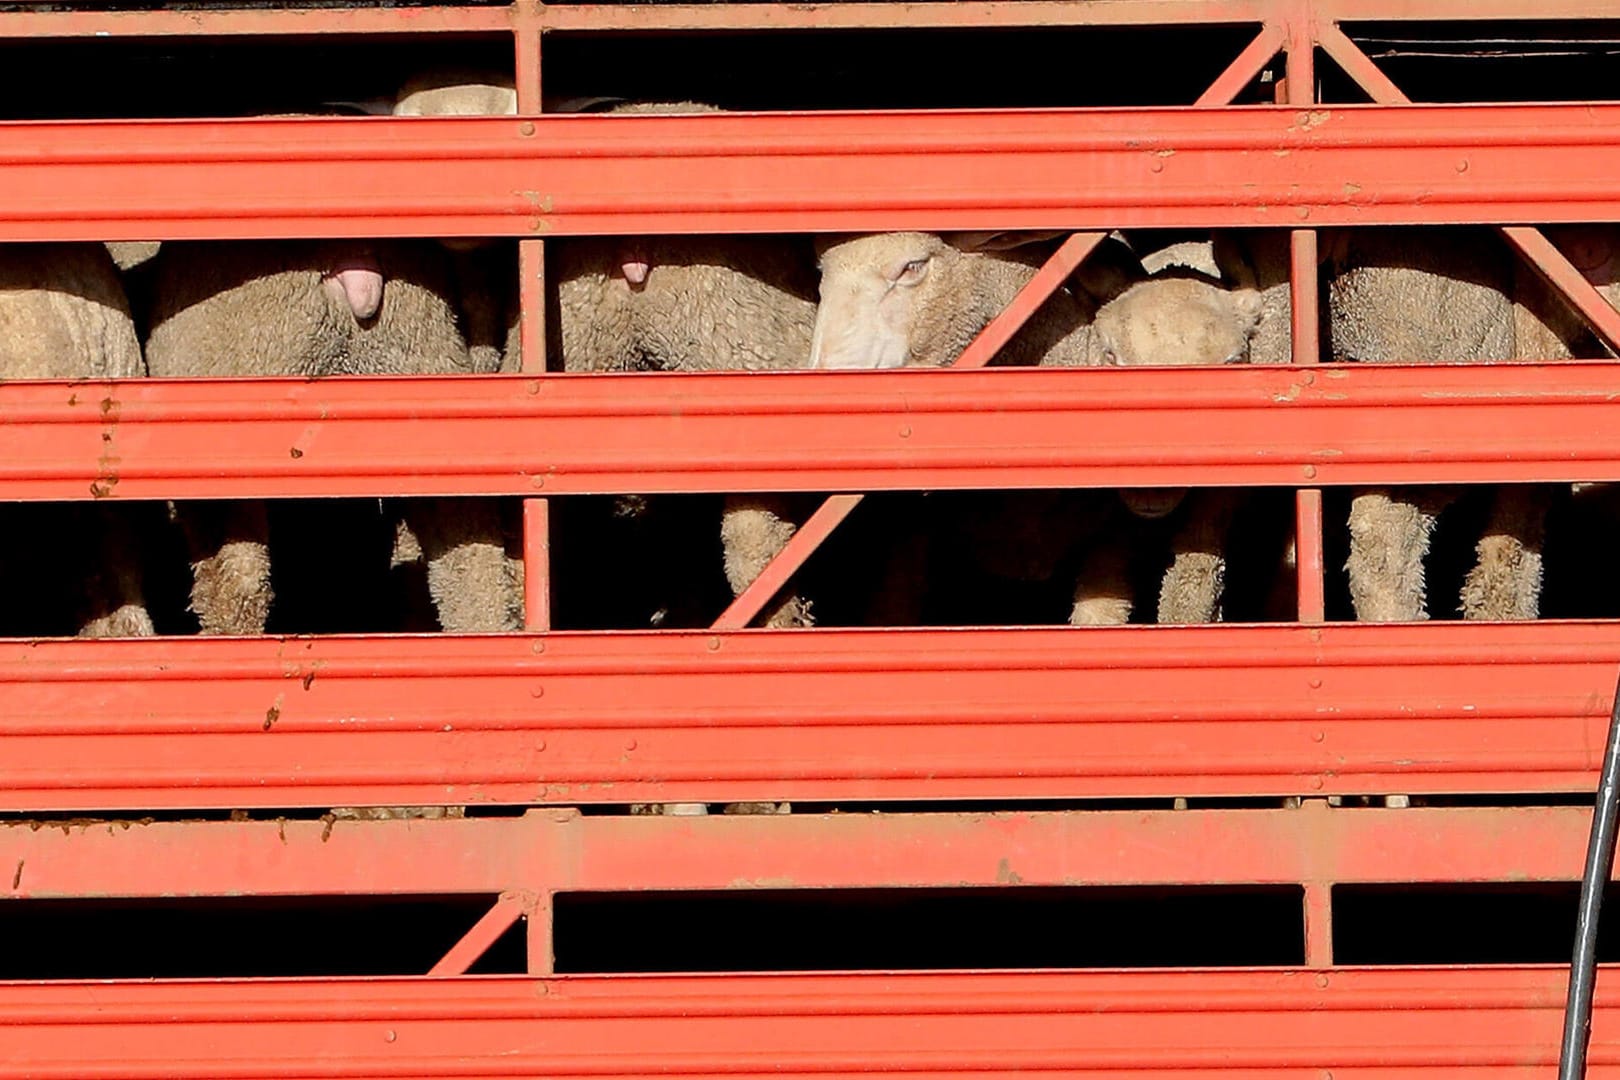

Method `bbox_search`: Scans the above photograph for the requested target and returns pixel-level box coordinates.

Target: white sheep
[1326,227,1619,621]
[143,236,522,634]
[0,242,153,637]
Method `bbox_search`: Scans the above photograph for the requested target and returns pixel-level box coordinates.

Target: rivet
[899,424,912,438]
[1150,160,1164,173]
[707,636,721,651]
[385,1029,397,1043]
[1308,677,1322,689]
[625,738,638,751]
[1303,464,1317,479]
[520,121,536,137]
[530,685,545,699]
[1312,730,1325,742]
[536,738,546,752]
[1311,776,1325,790]
[532,640,546,654]
[1295,206,1310,220]
[1315,975,1329,989]
[1302,371,1316,385]
[1456,159,1469,173]
[531,475,546,489]
[527,380,541,395]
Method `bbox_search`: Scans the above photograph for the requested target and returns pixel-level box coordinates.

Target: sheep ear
[943,230,1070,253]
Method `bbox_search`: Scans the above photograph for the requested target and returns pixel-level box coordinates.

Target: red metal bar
[426,892,527,976]
[5,623,1620,810]
[5,0,1620,40]
[9,106,1620,241]
[6,967,1620,1079]
[1304,879,1334,967]
[8,364,1620,501]
[1194,24,1286,106]
[2,804,1607,899]
[1295,489,1326,622]
[523,498,551,632]
[711,494,864,630]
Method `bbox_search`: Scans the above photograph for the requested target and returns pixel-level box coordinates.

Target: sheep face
[809,232,961,370]
[1092,277,1260,368]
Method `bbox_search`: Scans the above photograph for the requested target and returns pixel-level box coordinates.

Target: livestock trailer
[4,0,1620,1075]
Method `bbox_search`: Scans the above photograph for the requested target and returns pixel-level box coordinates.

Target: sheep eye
[894,258,930,284]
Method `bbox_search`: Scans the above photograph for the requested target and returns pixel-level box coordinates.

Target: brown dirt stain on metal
[996,858,1025,885]
[90,393,122,499]
[11,860,21,890]
[263,702,281,731]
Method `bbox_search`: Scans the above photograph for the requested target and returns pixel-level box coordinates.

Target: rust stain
[263,696,283,731]
[1291,109,1331,132]
[11,860,21,890]
[289,447,304,459]
[90,392,122,499]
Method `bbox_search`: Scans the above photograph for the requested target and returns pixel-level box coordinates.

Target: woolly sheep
[1325,227,1618,621]
[143,236,521,634]
[804,230,1189,625]
[0,242,153,637]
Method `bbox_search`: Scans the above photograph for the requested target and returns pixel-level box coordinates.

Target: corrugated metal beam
[2,364,1619,501]
[0,804,1608,899]
[7,105,1620,240]
[5,967,1620,1079]
[3,623,1618,810]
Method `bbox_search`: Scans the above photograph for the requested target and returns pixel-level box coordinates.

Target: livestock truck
[2,0,1620,1075]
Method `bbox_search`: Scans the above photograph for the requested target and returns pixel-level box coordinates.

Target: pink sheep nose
[322,255,384,321]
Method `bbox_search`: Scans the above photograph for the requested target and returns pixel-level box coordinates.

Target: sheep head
[393,75,517,252]
[1092,276,1261,368]
[809,232,995,370]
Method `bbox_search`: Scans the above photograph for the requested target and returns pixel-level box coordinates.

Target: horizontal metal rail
[5,966,1620,1078]
[0,803,1602,899]
[6,105,1620,240]
[3,364,1617,501]
[4,0,1618,39]
[4,622,1618,811]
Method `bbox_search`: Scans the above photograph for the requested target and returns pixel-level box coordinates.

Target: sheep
[1324,227,1611,622]
[0,242,153,637]
[143,236,522,635]
[805,230,1175,625]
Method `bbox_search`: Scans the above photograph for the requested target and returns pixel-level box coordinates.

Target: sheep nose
[323,254,384,321]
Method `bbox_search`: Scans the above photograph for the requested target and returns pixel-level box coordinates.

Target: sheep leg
[1157,490,1240,625]
[720,493,813,628]
[449,246,517,374]
[1460,484,1552,621]
[1070,534,1134,626]
[75,507,155,638]
[1346,487,1458,622]
[175,500,273,635]
[399,498,523,633]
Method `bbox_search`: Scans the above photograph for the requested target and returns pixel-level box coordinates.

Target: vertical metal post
[516,7,551,633]
[527,890,555,975]
[1285,9,1326,624]
[1303,881,1334,967]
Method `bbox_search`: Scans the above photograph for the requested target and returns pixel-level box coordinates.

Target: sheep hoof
[1460,533,1542,621]
[1157,551,1224,625]
[1070,596,1132,626]
[722,801,791,815]
[78,603,156,639]
[629,802,710,817]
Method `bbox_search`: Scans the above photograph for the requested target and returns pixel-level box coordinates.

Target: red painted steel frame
[5,623,1620,811]
[1,363,1617,501]
[8,966,1618,1080]
[8,106,1620,240]
[0,804,1603,900]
